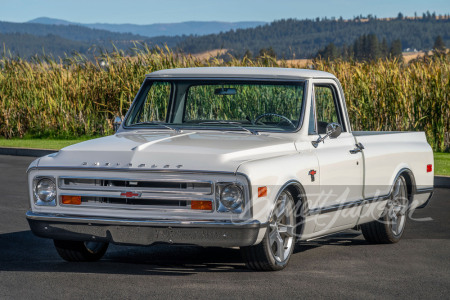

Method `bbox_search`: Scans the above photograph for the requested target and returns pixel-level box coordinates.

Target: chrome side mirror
[327,122,342,139]
[113,116,123,132]
[312,122,342,148]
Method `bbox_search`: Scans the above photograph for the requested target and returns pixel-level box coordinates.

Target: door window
[311,85,343,134]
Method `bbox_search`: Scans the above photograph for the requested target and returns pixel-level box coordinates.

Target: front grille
[58,176,214,211]
[59,177,213,195]
[81,196,187,207]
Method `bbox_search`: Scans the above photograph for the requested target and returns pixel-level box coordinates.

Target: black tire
[361,176,409,244]
[241,190,296,271]
[54,240,109,262]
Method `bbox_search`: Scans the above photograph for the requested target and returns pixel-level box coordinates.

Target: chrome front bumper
[26,211,266,247]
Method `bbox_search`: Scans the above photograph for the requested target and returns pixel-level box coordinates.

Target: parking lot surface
[0,155,449,299]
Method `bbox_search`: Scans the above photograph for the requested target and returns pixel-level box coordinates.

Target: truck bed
[353,131,434,198]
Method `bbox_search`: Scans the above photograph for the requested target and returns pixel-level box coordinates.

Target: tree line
[177,15,450,59]
[316,35,446,61]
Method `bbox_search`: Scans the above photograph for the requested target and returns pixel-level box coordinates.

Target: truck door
[309,81,364,233]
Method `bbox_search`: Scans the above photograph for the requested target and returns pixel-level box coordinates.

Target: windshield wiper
[199,121,259,135]
[132,122,181,133]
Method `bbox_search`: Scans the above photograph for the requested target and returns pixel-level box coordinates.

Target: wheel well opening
[399,171,415,204]
[285,183,306,239]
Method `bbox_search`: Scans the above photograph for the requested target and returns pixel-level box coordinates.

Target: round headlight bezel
[34,177,57,206]
[219,183,244,212]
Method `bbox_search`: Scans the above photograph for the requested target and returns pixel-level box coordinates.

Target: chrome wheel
[268,191,295,263]
[361,174,409,244]
[387,177,408,236]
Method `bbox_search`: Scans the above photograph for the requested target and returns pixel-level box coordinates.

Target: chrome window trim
[122,77,308,134]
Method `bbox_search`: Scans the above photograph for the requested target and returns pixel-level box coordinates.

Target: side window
[313,85,343,134]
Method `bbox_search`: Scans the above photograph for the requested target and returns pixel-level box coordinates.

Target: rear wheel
[54,240,109,262]
[241,190,296,271]
[361,176,409,244]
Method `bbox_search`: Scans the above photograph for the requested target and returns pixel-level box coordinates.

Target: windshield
[125,80,305,133]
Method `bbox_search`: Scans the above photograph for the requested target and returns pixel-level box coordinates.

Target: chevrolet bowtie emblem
[120,191,141,198]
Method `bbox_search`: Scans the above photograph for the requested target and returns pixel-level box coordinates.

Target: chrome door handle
[349,143,364,154]
[349,148,361,154]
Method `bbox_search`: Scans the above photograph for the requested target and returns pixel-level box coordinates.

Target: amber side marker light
[62,195,82,205]
[258,186,268,197]
[427,164,433,173]
[191,200,212,210]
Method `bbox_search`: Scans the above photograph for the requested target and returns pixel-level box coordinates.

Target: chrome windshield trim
[26,211,265,228]
[123,77,307,134]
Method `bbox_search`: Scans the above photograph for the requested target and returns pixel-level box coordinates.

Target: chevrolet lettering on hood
[26,67,434,271]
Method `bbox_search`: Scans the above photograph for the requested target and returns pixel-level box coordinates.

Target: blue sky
[1,0,449,24]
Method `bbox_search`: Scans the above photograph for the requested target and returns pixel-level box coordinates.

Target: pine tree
[433,36,446,53]
[381,38,389,57]
[390,39,403,61]
[367,34,380,60]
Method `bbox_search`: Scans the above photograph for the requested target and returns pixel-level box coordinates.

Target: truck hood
[37,131,297,173]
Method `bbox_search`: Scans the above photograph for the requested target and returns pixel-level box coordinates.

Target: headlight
[34,177,57,206]
[218,183,244,213]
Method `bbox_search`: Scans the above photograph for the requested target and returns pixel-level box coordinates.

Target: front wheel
[241,190,296,271]
[361,175,409,244]
[54,240,109,262]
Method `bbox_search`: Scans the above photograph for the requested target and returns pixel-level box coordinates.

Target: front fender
[236,152,319,223]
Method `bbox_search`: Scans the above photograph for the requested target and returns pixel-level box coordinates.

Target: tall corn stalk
[0,48,448,151]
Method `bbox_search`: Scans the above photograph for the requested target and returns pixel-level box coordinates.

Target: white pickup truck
[26,67,434,271]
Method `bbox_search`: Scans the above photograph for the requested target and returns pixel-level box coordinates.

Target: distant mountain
[27,17,267,37]
[27,17,73,25]
[0,20,149,58]
[0,20,145,42]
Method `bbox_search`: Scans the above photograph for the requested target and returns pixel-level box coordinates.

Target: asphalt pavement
[0,155,449,299]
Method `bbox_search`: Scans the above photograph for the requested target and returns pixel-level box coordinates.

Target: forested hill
[0,21,150,58]
[27,17,267,38]
[0,21,145,41]
[176,17,450,58]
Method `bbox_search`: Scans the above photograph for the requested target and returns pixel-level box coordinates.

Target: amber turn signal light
[258,186,268,197]
[62,195,82,205]
[191,200,212,210]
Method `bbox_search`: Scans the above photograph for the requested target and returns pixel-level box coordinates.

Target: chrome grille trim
[59,192,212,201]
[58,176,213,195]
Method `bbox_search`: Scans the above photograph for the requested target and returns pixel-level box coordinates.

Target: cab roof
[146,67,336,80]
